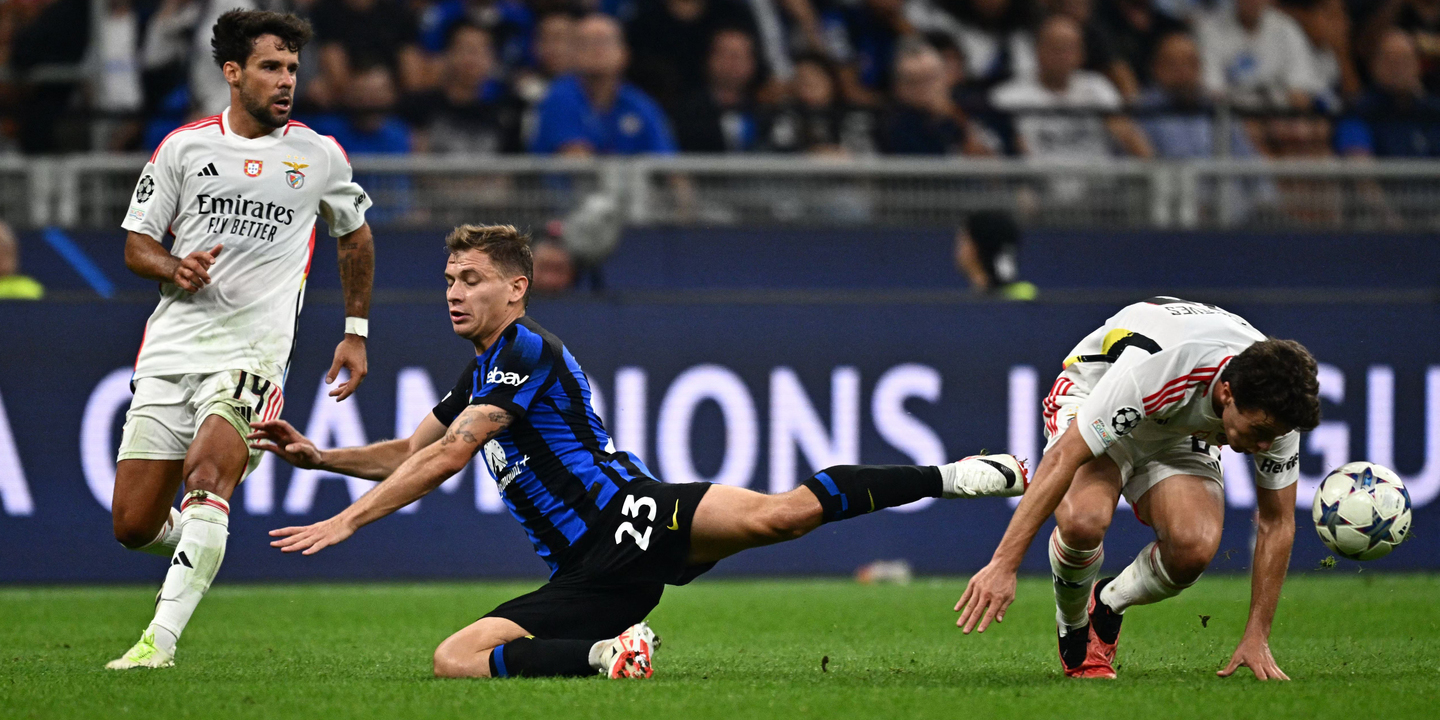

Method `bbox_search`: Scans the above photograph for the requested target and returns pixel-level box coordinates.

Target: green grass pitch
[3,575,1438,719]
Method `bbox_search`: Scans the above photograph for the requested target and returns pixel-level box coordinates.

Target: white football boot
[940,454,1029,498]
[597,621,661,679]
[105,628,174,669]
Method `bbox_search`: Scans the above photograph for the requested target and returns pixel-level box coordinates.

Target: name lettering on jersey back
[196,193,297,242]
[486,367,529,387]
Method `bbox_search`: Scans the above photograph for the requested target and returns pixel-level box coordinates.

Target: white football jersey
[1045,297,1301,490]
[122,109,371,384]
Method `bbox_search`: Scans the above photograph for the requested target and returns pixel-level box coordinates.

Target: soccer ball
[1312,462,1412,561]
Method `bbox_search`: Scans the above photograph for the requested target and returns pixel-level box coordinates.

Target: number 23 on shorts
[615,494,656,550]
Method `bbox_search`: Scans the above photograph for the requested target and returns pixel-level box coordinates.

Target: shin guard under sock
[801,465,943,523]
[149,491,229,654]
[1048,528,1104,631]
[488,637,599,678]
[1099,541,1193,614]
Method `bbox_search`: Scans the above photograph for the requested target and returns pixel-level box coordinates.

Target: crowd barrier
[6,154,1440,233]
[1,297,1436,582]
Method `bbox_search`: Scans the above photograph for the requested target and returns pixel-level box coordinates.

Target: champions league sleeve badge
[282,158,307,189]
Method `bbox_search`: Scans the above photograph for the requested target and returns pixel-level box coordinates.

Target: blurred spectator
[991,15,1153,160]
[1043,0,1141,101]
[9,0,91,152]
[90,0,143,150]
[1094,0,1189,91]
[307,63,413,152]
[513,10,577,110]
[760,52,876,155]
[1281,0,1362,105]
[1138,32,1260,158]
[1358,0,1440,95]
[816,0,912,103]
[625,0,762,112]
[310,0,424,98]
[1337,29,1440,157]
[529,14,677,156]
[907,0,1040,89]
[954,210,1034,300]
[878,38,987,155]
[402,23,522,154]
[531,237,577,294]
[1195,0,1325,110]
[418,0,535,73]
[0,222,43,301]
[673,28,760,152]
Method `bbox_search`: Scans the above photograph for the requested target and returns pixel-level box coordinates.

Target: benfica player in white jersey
[956,298,1321,681]
[106,10,374,669]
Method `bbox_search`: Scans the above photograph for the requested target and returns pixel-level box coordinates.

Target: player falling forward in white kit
[106,10,374,669]
[955,298,1321,680]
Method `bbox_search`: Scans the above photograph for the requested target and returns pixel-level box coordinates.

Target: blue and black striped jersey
[432,316,657,571]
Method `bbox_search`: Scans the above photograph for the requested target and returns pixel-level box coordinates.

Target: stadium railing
[9,154,1440,231]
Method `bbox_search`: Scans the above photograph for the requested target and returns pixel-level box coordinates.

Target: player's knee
[753,495,815,542]
[1055,501,1109,549]
[184,463,231,496]
[432,642,481,679]
[112,508,160,549]
[1162,530,1221,585]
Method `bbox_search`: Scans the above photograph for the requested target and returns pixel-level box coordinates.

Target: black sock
[488,637,598,678]
[801,465,943,523]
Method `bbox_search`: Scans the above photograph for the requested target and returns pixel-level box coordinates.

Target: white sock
[135,507,182,558]
[1099,541,1193,614]
[147,491,230,654]
[1048,528,1103,631]
[587,639,612,670]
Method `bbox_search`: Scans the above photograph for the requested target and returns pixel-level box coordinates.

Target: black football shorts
[482,480,714,639]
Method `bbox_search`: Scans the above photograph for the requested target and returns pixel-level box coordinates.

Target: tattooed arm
[326,223,375,401]
[269,404,514,554]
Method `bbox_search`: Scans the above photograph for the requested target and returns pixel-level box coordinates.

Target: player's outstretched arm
[123,231,223,293]
[248,413,448,480]
[269,404,512,555]
[328,223,374,401]
[1219,482,1297,681]
[955,424,1094,633]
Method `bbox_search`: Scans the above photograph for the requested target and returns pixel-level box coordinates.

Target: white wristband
[345,317,369,338]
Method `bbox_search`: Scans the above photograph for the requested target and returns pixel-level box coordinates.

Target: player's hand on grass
[270,516,356,555]
[328,335,368,401]
[172,244,223,292]
[1218,634,1290,681]
[954,561,1017,634]
[248,419,324,469]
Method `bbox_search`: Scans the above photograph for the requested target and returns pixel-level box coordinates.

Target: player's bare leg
[688,456,1029,565]
[107,415,248,669]
[112,459,185,556]
[688,485,822,563]
[434,617,531,678]
[1108,474,1225,605]
[434,614,659,680]
[1050,455,1122,677]
[1085,474,1225,678]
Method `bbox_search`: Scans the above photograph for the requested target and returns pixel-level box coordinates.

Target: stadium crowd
[1,0,1438,162]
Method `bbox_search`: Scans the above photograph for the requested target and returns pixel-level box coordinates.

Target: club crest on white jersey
[121,109,373,383]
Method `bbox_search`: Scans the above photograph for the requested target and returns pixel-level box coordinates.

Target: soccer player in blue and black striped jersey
[251,224,1028,680]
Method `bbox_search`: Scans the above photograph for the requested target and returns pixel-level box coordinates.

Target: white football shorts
[1044,397,1223,506]
[118,369,285,478]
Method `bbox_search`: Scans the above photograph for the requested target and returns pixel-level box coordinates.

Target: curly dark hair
[445,224,534,306]
[1221,338,1321,431]
[211,10,313,69]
